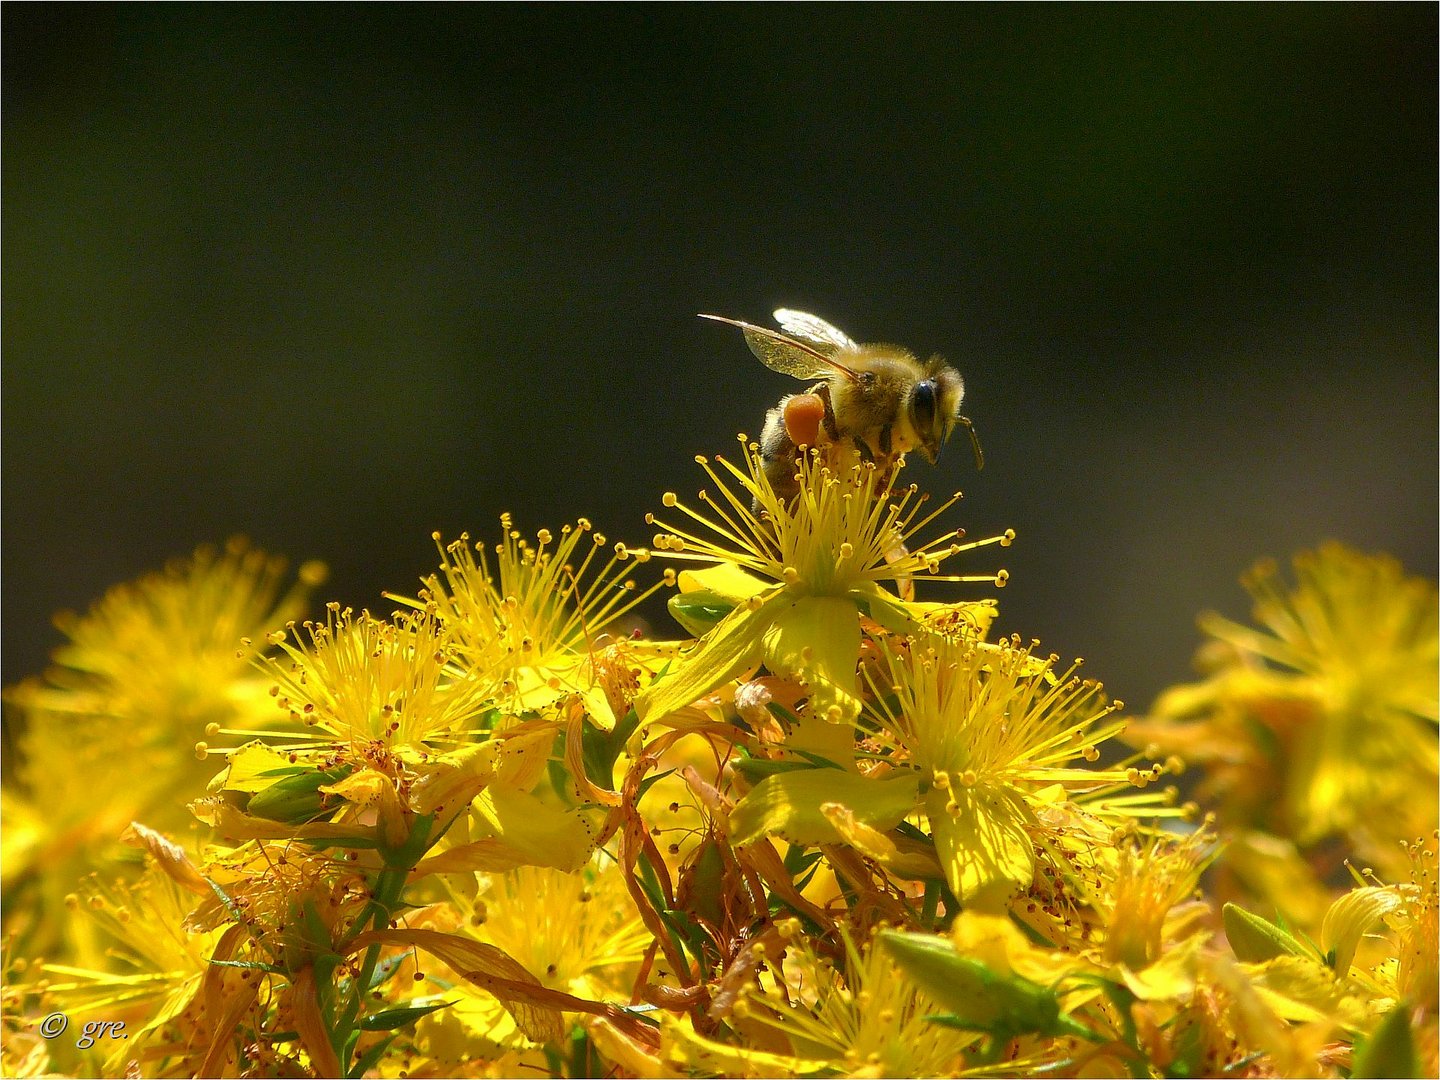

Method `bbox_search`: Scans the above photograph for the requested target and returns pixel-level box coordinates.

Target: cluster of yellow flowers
[2,440,1435,1078]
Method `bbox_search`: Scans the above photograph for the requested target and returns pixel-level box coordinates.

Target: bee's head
[908,362,965,465]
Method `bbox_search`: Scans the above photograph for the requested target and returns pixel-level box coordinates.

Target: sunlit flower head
[648,436,1011,601]
[636,442,1011,729]
[663,922,973,1078]
[187,841,367,972]
[1138,543,1437,867]
[866,634,1181,906]
[460,861,649,1004]
[394,518,664,712]
[251,604,491,752]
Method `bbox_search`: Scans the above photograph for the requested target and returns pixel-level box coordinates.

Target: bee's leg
[851,436,876,465]
[816,383,841,441]
[877,424,892,458]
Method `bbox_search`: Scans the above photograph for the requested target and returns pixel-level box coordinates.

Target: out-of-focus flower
[1,539,325,956]
[1223,835,1439,1074]
[5,860,227,1077]
[1132,543,1438,875]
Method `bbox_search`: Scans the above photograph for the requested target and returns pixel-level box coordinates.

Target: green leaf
[1222,903,1313,963]
[729,769,920,847]
[348,1034,399,1079]
[1352,1004,1420,1079]
[728,756,818,784]
[359,999,456,1031]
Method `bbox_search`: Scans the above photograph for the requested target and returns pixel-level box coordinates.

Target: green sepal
[359,999,457,1031]
[1352,1004,1421,1079]
[246,766,352,824]
[728,756,823,784]
[380,813,434,868]
[880,930,1090,1041]
[581,706,640,790]
[668,590,738,636]
[1222,903,1313,963]
[686,836,728,930]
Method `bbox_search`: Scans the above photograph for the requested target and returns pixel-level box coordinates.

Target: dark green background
[4,5,1435,715]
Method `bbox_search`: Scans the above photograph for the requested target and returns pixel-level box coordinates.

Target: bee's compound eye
[912,380,938,432]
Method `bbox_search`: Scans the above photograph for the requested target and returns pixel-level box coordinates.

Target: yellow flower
[1095,829,1216,999]
[1224,837,1438,1072]
[665,922,975,1078]
[1136,543,1438,871]
[252,604,492,751]
[731,635,1182,908]
[8,864,226,1077]
[1,539,325,957]
[637,438,1011,729]
[393,517,664,717]
[463,861,650,1003]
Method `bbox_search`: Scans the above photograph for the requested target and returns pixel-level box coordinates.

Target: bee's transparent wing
[772,309,857,354]
[698,314,852,381]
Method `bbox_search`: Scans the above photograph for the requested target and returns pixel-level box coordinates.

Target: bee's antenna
[958,415,985,471]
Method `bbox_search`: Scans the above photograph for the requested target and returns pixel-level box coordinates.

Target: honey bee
[701,309,983,504]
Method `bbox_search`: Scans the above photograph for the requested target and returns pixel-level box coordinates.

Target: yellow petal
[635,595,779,722]
[729,769,919,847]
[929,784,1035,907]
[188,795,372,842]
[407,743,498,818]
[120,822,210,895]
[350,927,564,1045]
[287,968,340,1080]
[678,563,773,601]
[1320,885,1406,977]
[1118,935,1203,1001]
[820,803,942,878]
[212,741,298,793]
[469,787,596,872]
[762,596,861,723]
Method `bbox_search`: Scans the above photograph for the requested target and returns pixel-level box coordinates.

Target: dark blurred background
[4,5,1436,719]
